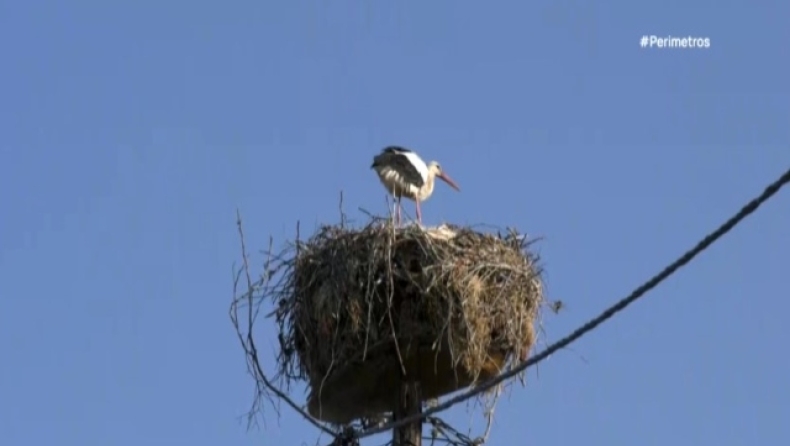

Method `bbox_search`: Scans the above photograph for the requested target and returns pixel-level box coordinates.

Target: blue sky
[1,0,788,445]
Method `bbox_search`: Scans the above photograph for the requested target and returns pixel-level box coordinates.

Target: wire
[356,165,790,440]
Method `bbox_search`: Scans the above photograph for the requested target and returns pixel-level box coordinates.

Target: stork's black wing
[371,146,425,188]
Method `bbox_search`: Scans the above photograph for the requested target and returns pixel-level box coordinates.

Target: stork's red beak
[438,172,460,191]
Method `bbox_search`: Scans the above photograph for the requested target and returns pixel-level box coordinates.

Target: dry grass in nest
[267,217,544,425]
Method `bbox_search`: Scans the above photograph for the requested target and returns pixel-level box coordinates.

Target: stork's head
[428,161,460,192]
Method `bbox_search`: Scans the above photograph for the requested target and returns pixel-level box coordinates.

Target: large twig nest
[271,219,544,425]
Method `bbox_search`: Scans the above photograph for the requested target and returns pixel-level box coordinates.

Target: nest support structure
[271,220,545,425]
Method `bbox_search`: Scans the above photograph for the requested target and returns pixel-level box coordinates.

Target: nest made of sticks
[268,218,544,425]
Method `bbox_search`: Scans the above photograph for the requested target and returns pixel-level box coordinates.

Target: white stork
[371,146,460,225]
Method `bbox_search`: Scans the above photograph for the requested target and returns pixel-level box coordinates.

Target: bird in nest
[371,146,460,226]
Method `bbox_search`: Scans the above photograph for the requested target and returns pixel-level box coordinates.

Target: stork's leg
[392,198,399,226]
[396,196,403,226]
[415,199,422,225]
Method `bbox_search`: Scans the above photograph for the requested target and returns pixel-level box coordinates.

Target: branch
[231,209,338,438]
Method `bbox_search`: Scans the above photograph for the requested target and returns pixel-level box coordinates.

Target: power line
[355,165,790,440]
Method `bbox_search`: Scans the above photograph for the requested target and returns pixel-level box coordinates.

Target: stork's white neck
[418,171,437,201]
